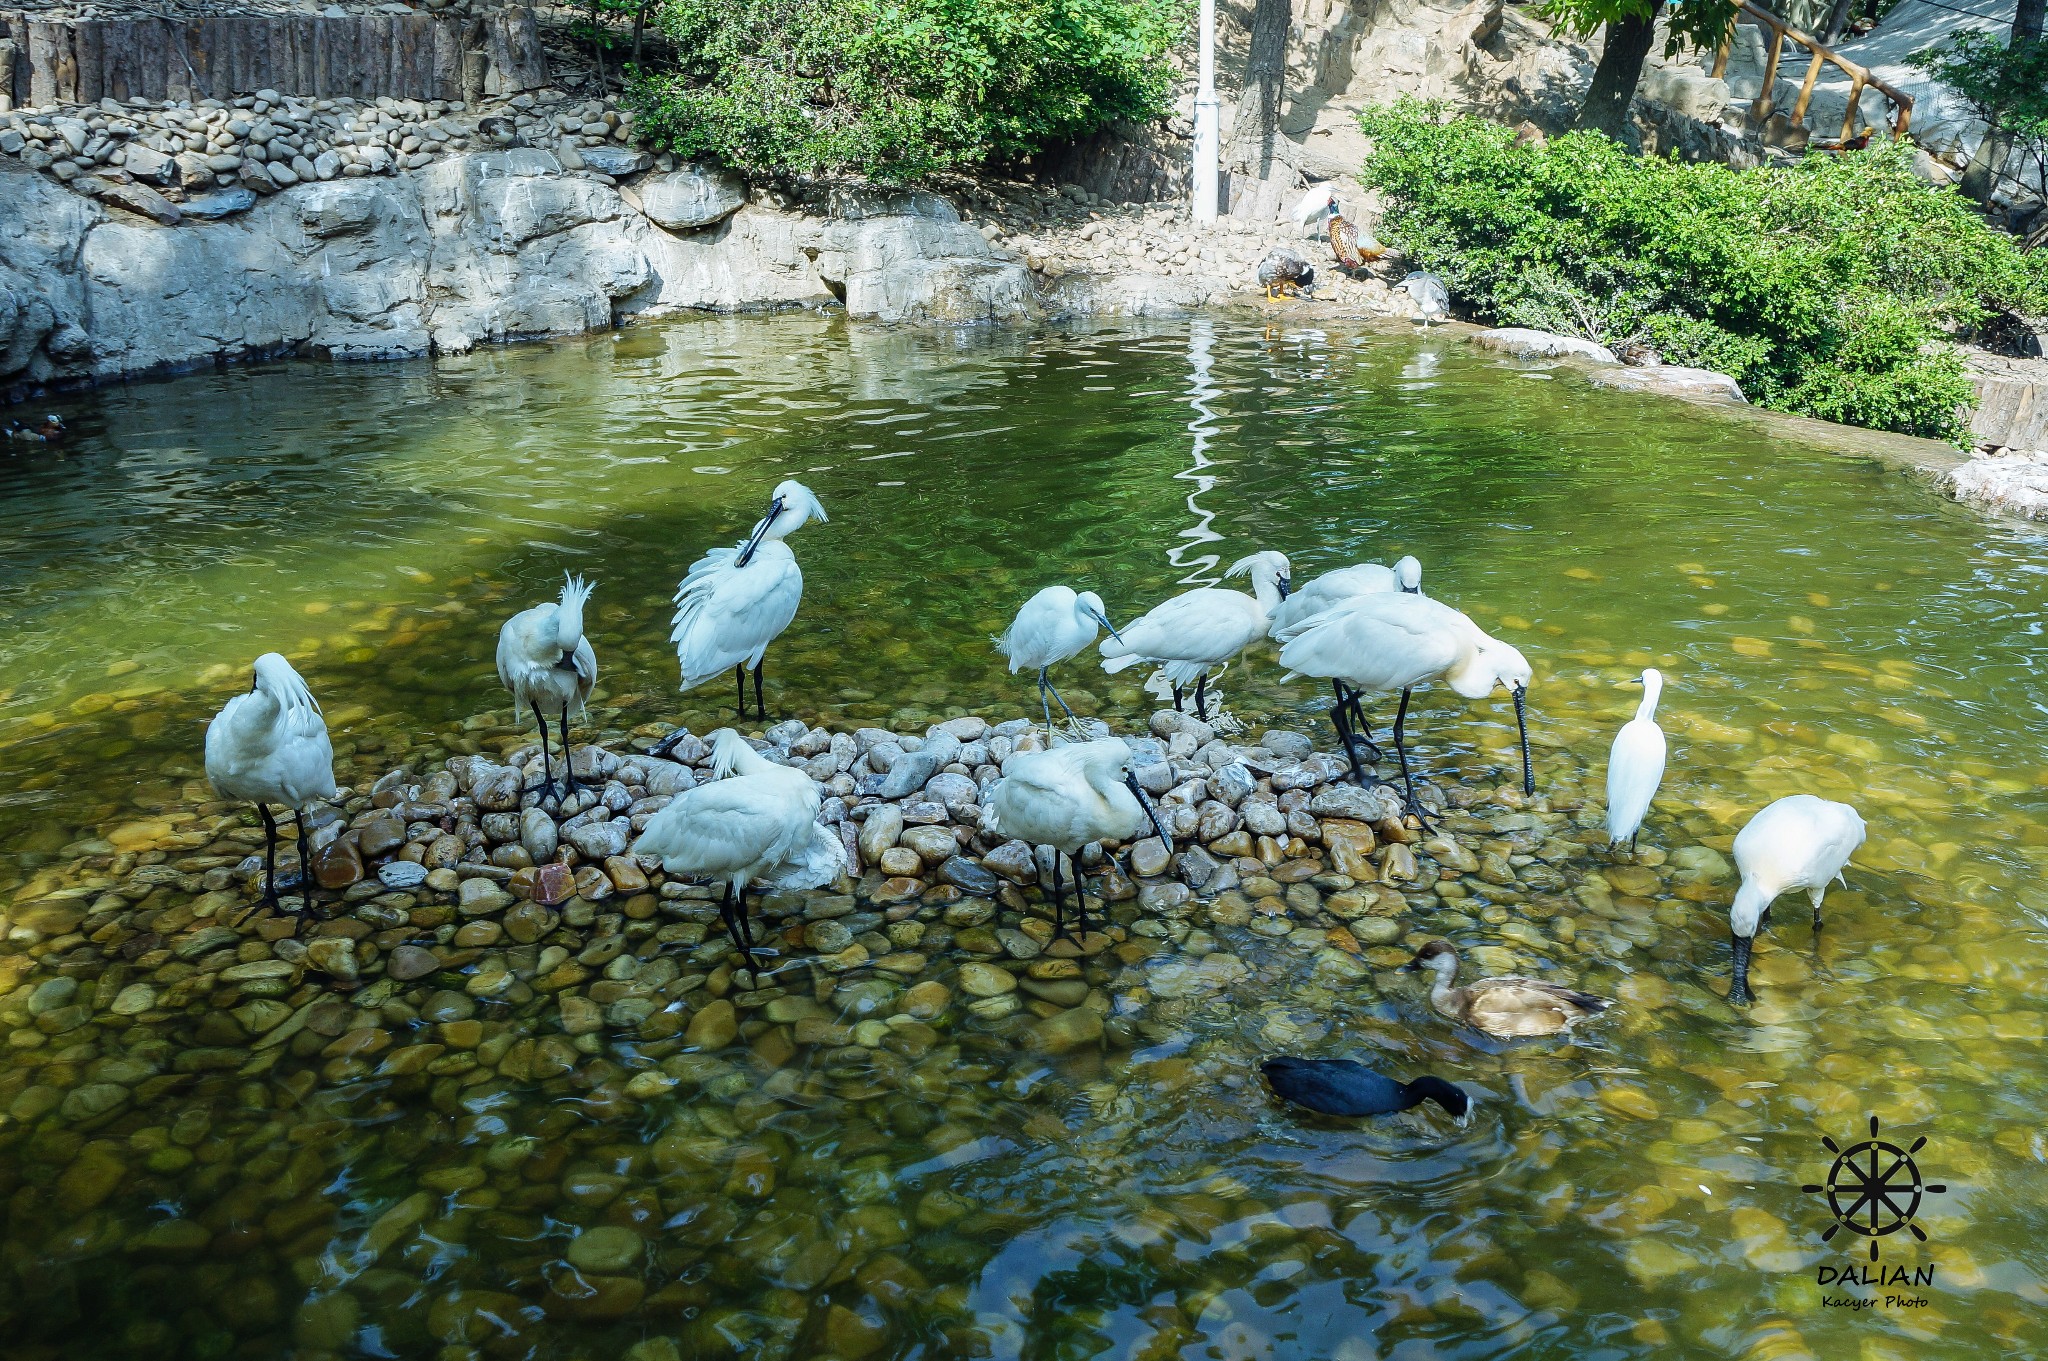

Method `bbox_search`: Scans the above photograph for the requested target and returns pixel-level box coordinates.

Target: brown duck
[1406,941,1610,1038]
[1294,184,1385,271]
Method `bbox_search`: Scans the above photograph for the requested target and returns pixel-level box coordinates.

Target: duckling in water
[1261,1056,1469,1120]
[1406,940,1610,1038]
[1257,247,1316,299]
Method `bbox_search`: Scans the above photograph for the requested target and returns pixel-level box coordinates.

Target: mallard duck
[1405,941,1610,1038]
[1256,247,1316,299]
[1261,1056,1470,1120]
[1293,183,1386,271]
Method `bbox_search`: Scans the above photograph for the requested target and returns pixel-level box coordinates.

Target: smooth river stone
[387,946,440,981]
[566,1225,644,1273]
[378,861,429,889]
[957,962,1016,997]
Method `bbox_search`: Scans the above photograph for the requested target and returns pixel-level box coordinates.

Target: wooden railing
[1711,0,1914,142]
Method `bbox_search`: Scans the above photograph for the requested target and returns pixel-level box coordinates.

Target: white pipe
[1192,0,1219,224]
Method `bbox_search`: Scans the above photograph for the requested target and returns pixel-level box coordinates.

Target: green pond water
[0,314,2044,1360]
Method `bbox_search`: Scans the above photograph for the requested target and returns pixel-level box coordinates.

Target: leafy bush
[627,0,1185,181]
[1911,31,2048,200]
[1356,101,2048,442]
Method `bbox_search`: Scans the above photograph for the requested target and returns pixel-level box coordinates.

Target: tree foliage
[1357,101,2048,442]
[626,0,1186,180]
[1910,31,2048,201]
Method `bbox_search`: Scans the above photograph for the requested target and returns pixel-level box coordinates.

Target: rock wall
[0,150,1043,396]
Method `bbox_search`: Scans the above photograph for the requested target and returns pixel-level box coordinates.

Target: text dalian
[1817,1262,1935,1309]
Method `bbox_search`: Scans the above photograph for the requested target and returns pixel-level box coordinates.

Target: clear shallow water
[0,315,2045,1359]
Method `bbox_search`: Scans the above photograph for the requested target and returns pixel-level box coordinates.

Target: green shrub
[627,0,1186,181]
[1356,101,2048,443]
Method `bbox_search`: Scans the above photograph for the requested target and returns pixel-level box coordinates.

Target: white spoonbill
[495,572,596,802]
[1098,550,1292,720]
[1604,668,1666,852]
[987,737,1175,942]
[630,729,845,979]
[669,480,827,723]
[999,586,1122,734]
[1276,591,1532,823]
[1266,554,1423,753]
[205,653,337,922]
[1727,794,1866,1006]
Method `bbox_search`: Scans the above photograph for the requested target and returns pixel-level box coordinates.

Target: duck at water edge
[1256,248,1317,300]
[4,414,66,445]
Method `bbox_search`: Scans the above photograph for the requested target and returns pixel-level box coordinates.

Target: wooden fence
[1712,0,1913,142]
[0,8,547,110]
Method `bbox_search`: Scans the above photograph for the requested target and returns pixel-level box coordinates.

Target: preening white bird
[1099,550,1292,720]
[204,652,338,922]
[999,585,1121,734]
[1604,668,1666,852]
[1275,591,1533,823]
[1292,182,1341,229]
[630,729,846,979]
[986,738,1174,941]
[496,572,597,801]
[1397,271,1449,325]
[669,480,827,723]
[1266,555,1423,637]
[1727,794,1867,1006]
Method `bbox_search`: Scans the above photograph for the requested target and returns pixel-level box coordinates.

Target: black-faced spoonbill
[1260,1056,1470,1121]
[1275,591,1532,823]
[986,737,1174,943]
[1727,794,1867,1006]
[669,480,827,724]
[1266,554,1423,753]
[630,729,845,981]
[1098,550,1291,721]
[1405,941,1610,1038]
[204,653,337,923]
[495,573,596,802]
[999,585,1121,735]
[1604,668,1666,853]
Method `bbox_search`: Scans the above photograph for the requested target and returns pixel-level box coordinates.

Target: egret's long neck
[1636,677,1662,723]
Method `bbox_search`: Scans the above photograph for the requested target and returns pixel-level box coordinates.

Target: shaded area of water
[0,315,2044,1360]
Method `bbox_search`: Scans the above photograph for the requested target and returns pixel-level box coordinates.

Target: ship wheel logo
[1802,1115,1947,1261]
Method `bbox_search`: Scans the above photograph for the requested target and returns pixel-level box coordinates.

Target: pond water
[0,314,2044,1361]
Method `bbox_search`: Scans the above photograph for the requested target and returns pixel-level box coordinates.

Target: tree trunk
[1573,2,1663,140]
[1820,0,1857,43]
[2016,0,2044,41]
[1227,0,1290,178]
[1961,128,2012,204]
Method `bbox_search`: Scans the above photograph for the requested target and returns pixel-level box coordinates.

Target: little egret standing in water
[1727,794,1866,1005]
[999,586,1121,734]
[1604,668,1665,852]
[496,573,597,801]
[987,738,1174,942]
[1099,551,1291,720]
[631,729,845,979]
[205,653,337,923]
[670,480,827,721]
[1276,592,1532,822]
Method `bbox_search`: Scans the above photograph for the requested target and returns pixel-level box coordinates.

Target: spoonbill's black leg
[1390,686,1434,830]
[256,803,281,912]
[293,806,317,923]
[753,658,767,720]
[1331,694,1372,788]
[1194,672,1209,721]
[734,663,748,721]
[1334,681,1382,761]
[560,704,581,797]
[1048,850,1067,942]
[1171,683,1185,713]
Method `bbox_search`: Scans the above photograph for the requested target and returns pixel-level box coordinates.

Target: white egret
[1266,554,1423,754]
[1727,794,1867,1006]
[495,573,597,802]
[986,737,1174,942]
[1276,591,1532,823]
[669,480,827,723]
[204,653,337,922]
[1398,271,1449,325]
[1604,668,1666,853]
[1406,940,1610,1038]
[630,729,845,979]
[1098,550,1291,720]
[998,586,1122,734]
